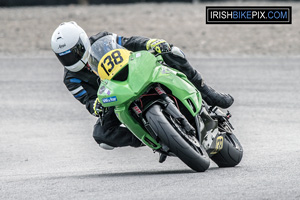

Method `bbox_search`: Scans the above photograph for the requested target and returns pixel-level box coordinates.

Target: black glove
[146,39,171,54]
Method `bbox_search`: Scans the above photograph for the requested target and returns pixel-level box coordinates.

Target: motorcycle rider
[51,21,234,150]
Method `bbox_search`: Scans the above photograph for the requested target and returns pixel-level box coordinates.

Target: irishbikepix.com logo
[206,6,292,24]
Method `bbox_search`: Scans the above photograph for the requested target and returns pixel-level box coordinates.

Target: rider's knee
[171,46,186,59]
[162,46,188,68]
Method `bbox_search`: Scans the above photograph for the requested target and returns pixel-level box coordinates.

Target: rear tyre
[210,133,243,167]
[145,104,210,172]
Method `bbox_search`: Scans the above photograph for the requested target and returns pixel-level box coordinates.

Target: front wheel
[145,104,210,172]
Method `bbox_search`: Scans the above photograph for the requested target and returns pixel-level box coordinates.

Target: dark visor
[55,37,86,66]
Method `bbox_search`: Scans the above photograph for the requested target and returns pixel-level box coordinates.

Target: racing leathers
[63,31,234,148]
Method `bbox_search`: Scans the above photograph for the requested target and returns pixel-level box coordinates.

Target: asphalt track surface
[1,56,300,199]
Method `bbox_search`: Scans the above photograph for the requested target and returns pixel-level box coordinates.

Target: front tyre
[145,104,210,172]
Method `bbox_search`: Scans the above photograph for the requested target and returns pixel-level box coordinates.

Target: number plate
[98,49,131,80]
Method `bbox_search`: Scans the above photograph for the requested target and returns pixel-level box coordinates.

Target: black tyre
[210,133,243,167]
[145,104,210,172]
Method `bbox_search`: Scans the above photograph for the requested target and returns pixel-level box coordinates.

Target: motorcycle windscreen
[88,35,129,78]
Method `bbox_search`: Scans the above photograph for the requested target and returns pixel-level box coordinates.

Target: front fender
[114,105,161,150]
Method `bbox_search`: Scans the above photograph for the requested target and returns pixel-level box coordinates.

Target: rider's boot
[162,48,234,109]
[190,72,234,109]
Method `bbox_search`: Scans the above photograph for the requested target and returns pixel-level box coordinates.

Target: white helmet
[51,21,91,72]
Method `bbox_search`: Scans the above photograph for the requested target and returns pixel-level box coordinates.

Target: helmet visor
[55,37,86,67]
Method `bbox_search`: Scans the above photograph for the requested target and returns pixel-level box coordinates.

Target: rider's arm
[90,31,171,52]
[119,35,171,52]
[90,31,150,51]
[63,70,98,115]
[118,35,149,51]
[89,31,112,45]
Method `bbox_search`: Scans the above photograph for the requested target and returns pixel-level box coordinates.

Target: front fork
[131,85,199,153]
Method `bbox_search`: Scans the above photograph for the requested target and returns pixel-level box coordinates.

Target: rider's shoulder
[89,31,114,44]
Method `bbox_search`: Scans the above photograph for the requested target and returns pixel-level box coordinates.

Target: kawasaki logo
[102,96,117,104]
[58,44,66,49]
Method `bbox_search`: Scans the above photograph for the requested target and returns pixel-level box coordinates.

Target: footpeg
[226,111,232,119]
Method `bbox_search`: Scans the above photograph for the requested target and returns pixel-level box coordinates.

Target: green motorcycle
[89,35,243,172]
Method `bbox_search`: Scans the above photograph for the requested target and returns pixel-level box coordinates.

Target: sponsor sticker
[99,86,111,95]
[210,136,224,155]
[161,66,171,74]
[102,96,117,104]
[58,49,71,56]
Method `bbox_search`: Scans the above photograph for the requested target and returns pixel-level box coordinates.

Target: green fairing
[97,51,202,149]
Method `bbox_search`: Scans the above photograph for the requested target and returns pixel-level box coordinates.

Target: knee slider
[171,46,186,59]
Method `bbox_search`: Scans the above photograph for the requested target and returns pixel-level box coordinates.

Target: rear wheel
[210,132,243,167]
[145,104,210,172]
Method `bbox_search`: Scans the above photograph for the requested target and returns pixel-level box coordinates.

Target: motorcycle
[89,35,243,172]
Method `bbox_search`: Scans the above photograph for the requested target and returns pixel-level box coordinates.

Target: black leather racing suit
[64,31,233,148]
[64,31,151,147]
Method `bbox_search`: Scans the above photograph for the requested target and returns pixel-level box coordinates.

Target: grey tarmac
[1,56,300,200]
